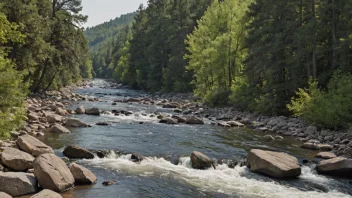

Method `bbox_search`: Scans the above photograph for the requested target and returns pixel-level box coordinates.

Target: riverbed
[40,79,352,198]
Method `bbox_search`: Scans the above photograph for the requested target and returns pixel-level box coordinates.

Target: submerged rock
[0,148,34,171]
[70,163,97,184]
[63,145,94,159]
[33,153,75,192]
[102,180,117,186]
[131,153,145,162]
[0,172,38,197]
[190,151,214,170]
[316,157,352,178]
[17,135,54,157]
[247,149,301,178]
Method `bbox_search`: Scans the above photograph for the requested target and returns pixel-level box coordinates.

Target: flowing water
[39,79,352,198]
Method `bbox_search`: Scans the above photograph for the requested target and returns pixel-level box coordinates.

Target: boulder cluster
[0,135,97,197]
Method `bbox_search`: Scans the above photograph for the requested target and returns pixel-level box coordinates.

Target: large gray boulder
[316,157,352,178]
[70,163,97,184]
[85,108,100,115]
[185,116,204,125]
[0,172,38,197]
[30,189,62,198]
[0,148,35,171]
[75,106,85,114]
[63,145,94,159]
[48,124,71,134]
[17,135,54,157]
[46,114,63,123]
[247,149,301,178]
[65,118,89,127]
[33,154,75,192]
[190,151,213,170]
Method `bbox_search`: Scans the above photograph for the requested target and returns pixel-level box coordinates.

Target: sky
[82,0,149,28]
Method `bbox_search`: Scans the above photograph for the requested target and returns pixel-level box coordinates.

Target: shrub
[288,73,352,129]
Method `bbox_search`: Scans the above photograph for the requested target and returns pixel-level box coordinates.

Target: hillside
[84,12,137,52]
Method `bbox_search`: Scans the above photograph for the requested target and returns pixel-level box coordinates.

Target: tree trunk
[311,0,317,80]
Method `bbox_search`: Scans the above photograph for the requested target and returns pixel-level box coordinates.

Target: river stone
[171,115,186,123]
[0,192,12,198]
[301,142,320,150]
[1,148,35,171]
[65,118,89,127]
[247,149,301,178]
[70,163,97,184]
[318,144,333,151]
[63,145,94,159]
[30,189,62,198]
[48,124,71,134]
[191,151,213,170]
[185,116,204,125]
[33,154,75,192]
[159,117,178,125]
[227,121,244,127]
[316,152,337,159]
[75,106,85,114]
[316,157,352,178]
[55,108,68,116]
[0,172,38,197]
[85,108,100,115]
[46,114,62,123]
[17,135,54,157]
[28,112,39,121]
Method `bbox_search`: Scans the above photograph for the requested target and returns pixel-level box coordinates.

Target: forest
[1,0,352,137]
[87,0,352,129]
[0,0,92,136]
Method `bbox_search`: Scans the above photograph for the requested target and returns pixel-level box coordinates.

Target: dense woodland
[0,0,92,136]
[1,0,352,137]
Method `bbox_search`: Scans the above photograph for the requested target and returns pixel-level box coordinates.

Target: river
[39,79,352,198]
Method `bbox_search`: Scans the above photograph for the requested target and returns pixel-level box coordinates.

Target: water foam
[81,152,351,198]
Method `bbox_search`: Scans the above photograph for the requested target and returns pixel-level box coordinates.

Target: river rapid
[40,79,352,198]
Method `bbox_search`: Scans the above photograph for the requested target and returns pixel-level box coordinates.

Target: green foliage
[0,14,27,137]
[186,0,251,104]
[288,73,352,129]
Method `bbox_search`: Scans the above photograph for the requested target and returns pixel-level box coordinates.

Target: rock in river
[70,163,97,184]
[63,145,94,159]
[30,189,62,198]
[33,153,75,192]
[185,116,204,125]
[85,108,100,115]
[159,117,178,125]
[0,172,38,197]
[48,124,71,134]
[247,149,301,178]
[75,106,85,114]
[65,118,90,127]
[316,157,352,178]
[316,152,337,159]
[0,147,35,171]
[190,151,214,170]
[17,135,54,157]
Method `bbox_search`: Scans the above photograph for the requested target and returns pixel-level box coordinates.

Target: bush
[288,73,352,129]
[204,87,231,107]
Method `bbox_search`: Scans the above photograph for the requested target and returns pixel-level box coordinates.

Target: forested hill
[84,11,137,77]
[88,0,352,130]
[84,12,137,52]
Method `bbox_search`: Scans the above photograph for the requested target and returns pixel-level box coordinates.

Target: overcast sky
[82,0,149,28]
